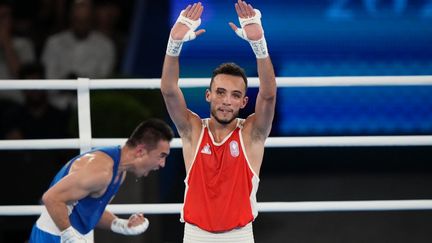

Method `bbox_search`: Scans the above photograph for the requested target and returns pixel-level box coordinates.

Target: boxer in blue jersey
[29,118,174,243]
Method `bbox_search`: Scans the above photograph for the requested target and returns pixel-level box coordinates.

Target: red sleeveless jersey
[181,119,260,232]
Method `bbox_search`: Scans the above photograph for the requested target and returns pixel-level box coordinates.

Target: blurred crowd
[0,0,131,140]
[0,2,134,240]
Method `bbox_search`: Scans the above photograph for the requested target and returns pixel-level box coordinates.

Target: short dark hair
[126,119,174,150]
[210,63,248,91]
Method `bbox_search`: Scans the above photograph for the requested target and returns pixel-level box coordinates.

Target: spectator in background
[18,63,70,139]
[95,0,125,75]
[12,0,68,57]
[42,0,115,79]
[1,63,70,140]
[0,0,35,80]
[0,0,36,128]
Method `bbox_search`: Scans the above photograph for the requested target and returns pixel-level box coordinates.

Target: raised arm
[254,53,276,138]
[229,0,276,139]
[161,2,205,138]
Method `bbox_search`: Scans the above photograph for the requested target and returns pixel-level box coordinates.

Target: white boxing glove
[111,216,149,235]
[234,9,269,59]
[166,10,202,56]
[60,226,89,243]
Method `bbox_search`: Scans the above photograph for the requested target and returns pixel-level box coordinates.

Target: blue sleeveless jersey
[47,146,123,234]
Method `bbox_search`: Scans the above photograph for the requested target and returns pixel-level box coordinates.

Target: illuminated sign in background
[171,0,432,135]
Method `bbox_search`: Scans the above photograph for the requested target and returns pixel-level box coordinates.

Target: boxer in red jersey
[161,1,276,242]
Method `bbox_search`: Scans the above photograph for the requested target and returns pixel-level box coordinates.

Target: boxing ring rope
[1,135,432,150]
[1,76,432,90]
[3,200,432,216]
[1,76,432,216]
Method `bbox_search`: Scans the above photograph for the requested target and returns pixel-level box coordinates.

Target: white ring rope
[0,76,431,90]
[1,77,431,216]
[0,136,432,150]
[2,200,432,216]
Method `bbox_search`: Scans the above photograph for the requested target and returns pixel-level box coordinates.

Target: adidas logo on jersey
[200,143,211,155]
